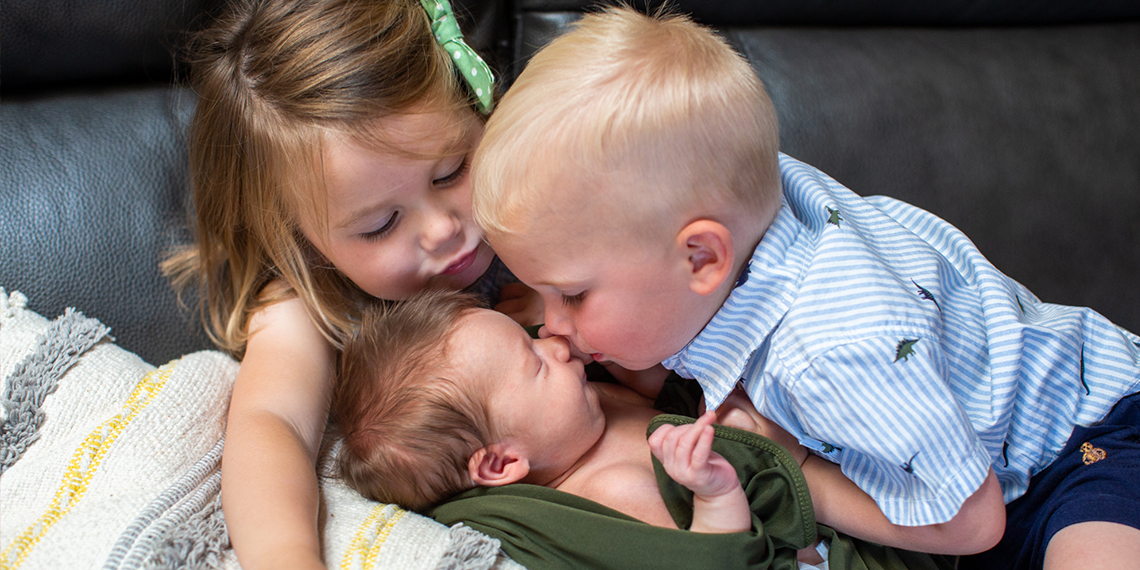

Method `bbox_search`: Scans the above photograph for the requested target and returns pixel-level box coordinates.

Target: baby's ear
[676,220,734,296]
[468,443,530,487]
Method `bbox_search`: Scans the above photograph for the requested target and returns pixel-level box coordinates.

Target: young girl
[163,1,537,568]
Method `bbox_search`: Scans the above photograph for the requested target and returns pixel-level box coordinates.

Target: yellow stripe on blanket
[340,504,408,570]
[0,363,176,570]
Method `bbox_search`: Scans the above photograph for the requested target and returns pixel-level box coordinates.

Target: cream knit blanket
[0,289,520,570]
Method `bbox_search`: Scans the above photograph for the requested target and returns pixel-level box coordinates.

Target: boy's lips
[441,249,477,276]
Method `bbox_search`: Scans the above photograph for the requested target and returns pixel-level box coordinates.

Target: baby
[332,290,752,532]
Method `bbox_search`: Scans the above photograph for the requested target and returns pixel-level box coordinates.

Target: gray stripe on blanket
[103,438,230,570]
[0,308,110,474]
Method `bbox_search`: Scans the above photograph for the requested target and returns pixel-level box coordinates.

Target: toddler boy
[470,6,1140,568]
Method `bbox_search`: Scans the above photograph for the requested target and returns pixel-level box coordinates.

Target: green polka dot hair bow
[421,0,494,114]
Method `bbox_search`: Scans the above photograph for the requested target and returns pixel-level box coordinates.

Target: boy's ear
[676,220,734,296]
[468,443,530,487]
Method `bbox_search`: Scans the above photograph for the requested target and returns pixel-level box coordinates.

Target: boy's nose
[543,304,575,337]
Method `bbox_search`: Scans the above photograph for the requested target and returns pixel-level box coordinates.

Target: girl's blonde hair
[164,0,476,355]
[474,5,780,240]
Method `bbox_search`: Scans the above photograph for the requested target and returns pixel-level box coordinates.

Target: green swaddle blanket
[432,413,952,570]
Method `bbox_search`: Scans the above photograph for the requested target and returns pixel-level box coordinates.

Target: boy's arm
[222,297,333,570]
[801,456,1005,554]
[784,335,1003,552]
[648,411,751,534]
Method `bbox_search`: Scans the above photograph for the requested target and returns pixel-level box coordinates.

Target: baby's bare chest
[559,410,679,528]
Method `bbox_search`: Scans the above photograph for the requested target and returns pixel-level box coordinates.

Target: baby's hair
[333,290,493,511]
[473,4,781,240]
[163,0,478,355]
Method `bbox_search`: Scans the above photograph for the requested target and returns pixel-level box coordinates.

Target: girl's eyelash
[561,292,586,307]
[434,156,469,186]
[361,212,399,241]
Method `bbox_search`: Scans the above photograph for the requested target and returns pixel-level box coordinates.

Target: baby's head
[177,0,493,349]
[334,290,602,511]
[471,6,782,371]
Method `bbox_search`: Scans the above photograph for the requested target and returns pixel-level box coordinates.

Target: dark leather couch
[3,0,1138,367]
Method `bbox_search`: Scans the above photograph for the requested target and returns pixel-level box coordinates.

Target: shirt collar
[663,202,810,407]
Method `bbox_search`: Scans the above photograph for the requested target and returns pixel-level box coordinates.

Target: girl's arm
[648,411,751,534]
[801,456,1005,555]
[222,296,334,570]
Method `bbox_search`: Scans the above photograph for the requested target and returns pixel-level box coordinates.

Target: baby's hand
[648,411,739,499]
[495,282,544,327]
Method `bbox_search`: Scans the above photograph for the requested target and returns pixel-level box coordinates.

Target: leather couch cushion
[1,0,221,94]
[734,24,1140,333]
[0,88,213,365]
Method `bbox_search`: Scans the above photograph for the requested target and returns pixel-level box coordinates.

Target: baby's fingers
[682,411,717,465]
[651,415,716,479]
[649,423,681,466]
[690,420,715,468]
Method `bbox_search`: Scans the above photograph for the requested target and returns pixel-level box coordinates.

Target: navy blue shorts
[960,390,1140,570]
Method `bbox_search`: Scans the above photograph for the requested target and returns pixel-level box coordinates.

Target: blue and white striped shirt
[663,154,1140,526]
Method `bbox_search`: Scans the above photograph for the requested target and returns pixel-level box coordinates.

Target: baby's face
[298,107,494,300]
[450,309,604,479]
[489,200,714,373]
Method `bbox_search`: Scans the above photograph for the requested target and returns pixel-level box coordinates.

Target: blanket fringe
[1,307,110,474]
[434,524,501,570]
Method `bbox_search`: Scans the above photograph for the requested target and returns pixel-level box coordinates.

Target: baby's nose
[541,335,572,362]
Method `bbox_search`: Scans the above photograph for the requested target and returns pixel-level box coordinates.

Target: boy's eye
[561,291,586,308]
[360,212,399,241]
[433,156,469,187]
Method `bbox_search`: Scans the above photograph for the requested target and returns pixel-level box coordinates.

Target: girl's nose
[420,205,463,253]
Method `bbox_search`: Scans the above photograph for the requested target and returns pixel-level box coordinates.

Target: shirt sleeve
[789,334,993,526]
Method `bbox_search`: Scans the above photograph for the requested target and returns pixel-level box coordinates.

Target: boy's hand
[649,411,750,533]
[648,411,740,500]
[495,282,544,327]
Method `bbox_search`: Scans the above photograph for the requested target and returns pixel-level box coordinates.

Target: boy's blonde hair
[163,0,478,355]
[333,290,494,512]
[473,5,781,240]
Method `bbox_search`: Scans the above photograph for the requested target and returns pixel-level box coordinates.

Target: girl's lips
[441,249,477,276]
